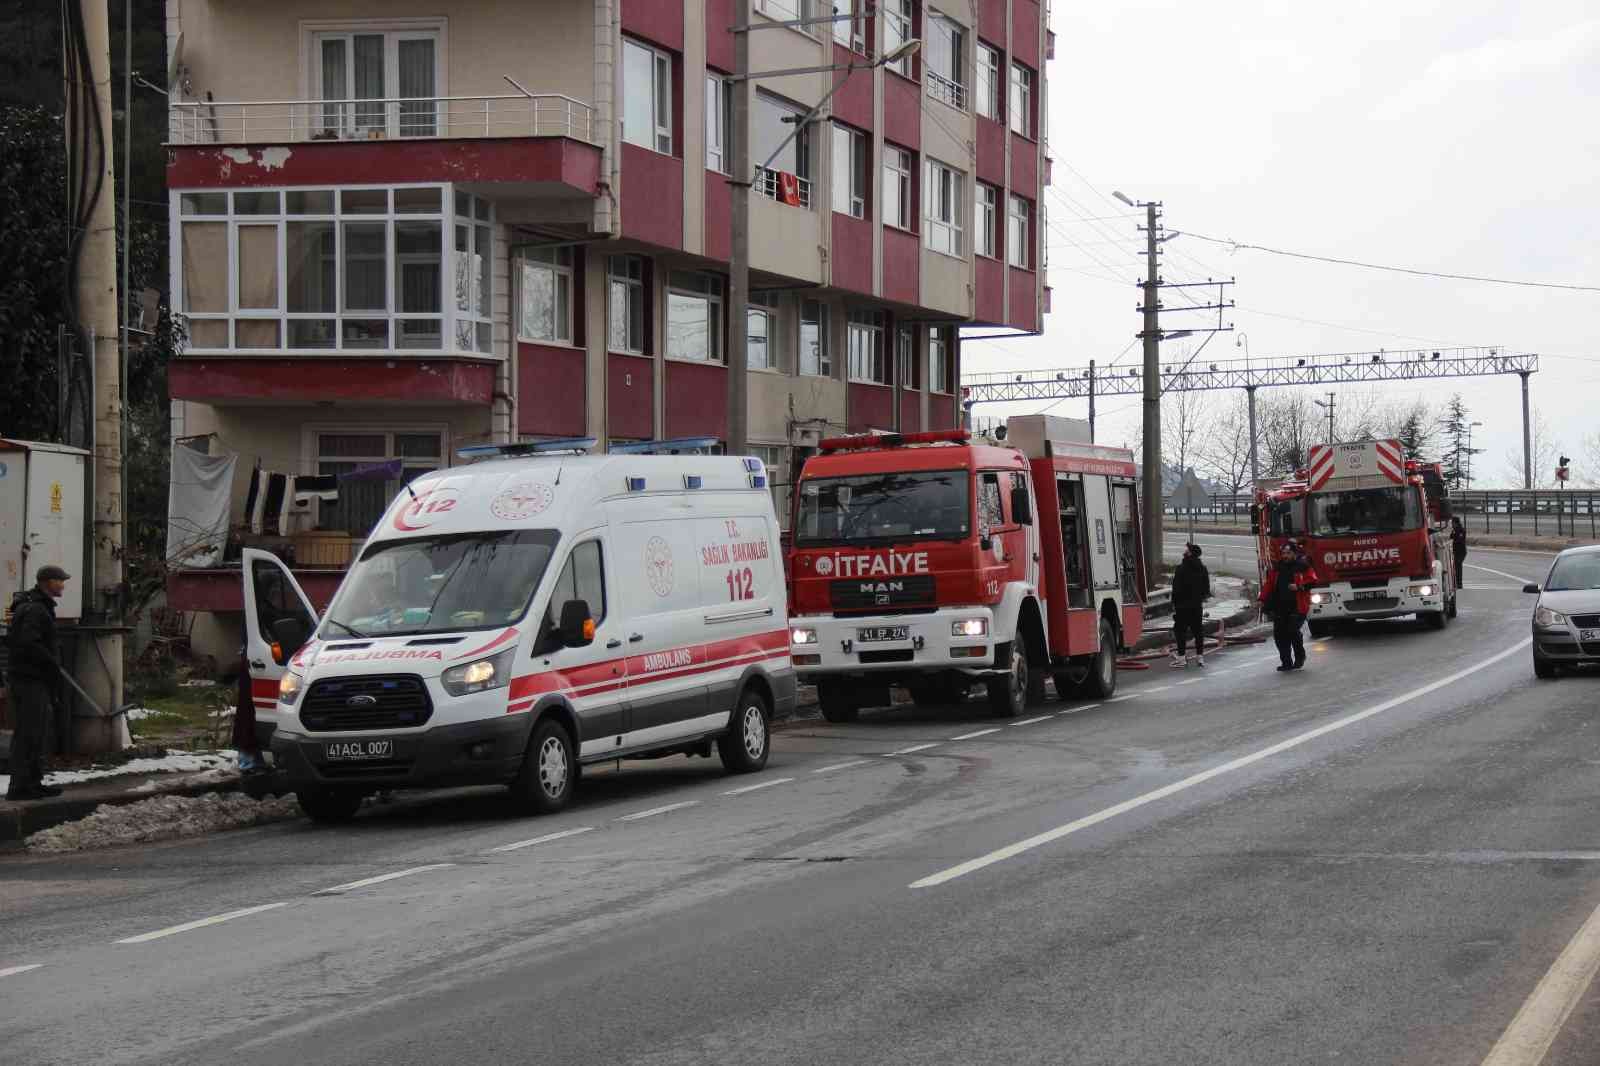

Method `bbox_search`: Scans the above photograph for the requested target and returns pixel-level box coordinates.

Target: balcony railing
[926,71,968,112]
[168,94,597,146]
[755,167,812,209]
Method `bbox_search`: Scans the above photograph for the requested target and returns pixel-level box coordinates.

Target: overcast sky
[965,0,1599,487]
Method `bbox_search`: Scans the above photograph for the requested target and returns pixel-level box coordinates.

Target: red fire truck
[1254,439,1457,637]
[788,415,1147,720]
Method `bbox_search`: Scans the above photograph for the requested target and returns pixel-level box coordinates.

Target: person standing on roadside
[1170,543,1212,668]
[1260,541,1313,672]
[231,646,267,775]
[5,566,69,801]
[1450,516,1467,590]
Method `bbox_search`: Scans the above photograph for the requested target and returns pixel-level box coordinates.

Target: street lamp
[1313,395,1336,442]
[1467,420,1483,488]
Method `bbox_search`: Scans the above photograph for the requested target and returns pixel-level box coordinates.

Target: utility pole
[1246,385,1259,487]
[1087,359,1096,443]
[1138,201,1162,583]
[1519,370,1532,489]
[68,0,126,752]
[726,0,751,457]
[1314,391,1336,442]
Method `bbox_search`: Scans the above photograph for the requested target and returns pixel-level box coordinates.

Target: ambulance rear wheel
[987,642,1029,717]
[1078,620,1119,699]
[817,682,860,723]
[718,688,771,774]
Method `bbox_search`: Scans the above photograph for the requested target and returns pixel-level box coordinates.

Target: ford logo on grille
[345,694,379,708]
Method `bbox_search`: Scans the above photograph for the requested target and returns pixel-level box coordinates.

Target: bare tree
[1583,430,1600,489]
[1196,391,1255,499]
[1260,391,1320,475]
[1163,388,1211,483]
[1500,407,1563,488]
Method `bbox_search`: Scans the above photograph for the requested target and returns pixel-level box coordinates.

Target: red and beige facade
[163,0,1051,642]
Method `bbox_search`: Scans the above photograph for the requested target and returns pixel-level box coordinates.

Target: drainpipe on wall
[593,0,617,236]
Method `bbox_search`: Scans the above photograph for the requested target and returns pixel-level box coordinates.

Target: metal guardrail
[1160,489,1600,540]
[168,94,597,146]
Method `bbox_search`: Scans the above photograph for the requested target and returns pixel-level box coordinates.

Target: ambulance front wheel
[719,688,771,774]
[513,717,577,814]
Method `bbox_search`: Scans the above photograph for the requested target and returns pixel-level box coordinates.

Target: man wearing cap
[6,566,69,801]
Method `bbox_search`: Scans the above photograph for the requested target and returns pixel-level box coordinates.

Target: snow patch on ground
[179,679,219,688]
[129,767,240,793]
[25,792,302,853]
[125,707,161,721]
[1,750,240,795]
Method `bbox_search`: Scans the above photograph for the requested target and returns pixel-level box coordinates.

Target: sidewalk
[0,758,245,844]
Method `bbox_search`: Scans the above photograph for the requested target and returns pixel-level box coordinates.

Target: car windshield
[1545,553,1600,592]
[321,530,560,638]
[794,470,970,546]
[1308,486,1422,536]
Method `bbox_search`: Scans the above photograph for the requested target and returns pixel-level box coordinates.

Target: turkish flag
[778,171,801,207]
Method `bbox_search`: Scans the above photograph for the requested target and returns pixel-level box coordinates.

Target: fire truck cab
[788,415,1146,720]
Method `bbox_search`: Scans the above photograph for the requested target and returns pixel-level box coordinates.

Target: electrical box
[0,440,88,621]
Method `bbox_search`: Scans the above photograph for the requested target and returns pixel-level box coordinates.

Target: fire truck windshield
[795,470,970,546]
[1308,487,1423,537]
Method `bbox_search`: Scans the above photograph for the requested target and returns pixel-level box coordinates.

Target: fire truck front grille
[829,575,936,612]
[1349,578,1390,589]
[300,675,433,732]
[1346,597,1399,613]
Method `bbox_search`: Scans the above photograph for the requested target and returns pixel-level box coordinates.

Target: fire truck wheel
[987,642,1029,717]
[1079,620,1119,699]
[1422,608,1448,631]
[1447,592,1459,619]
[817,682,861,723]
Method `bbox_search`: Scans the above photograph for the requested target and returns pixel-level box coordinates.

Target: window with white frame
[755,0,816,34]
[747,443,792,526]
[929,326,951,392]
[748,292,781,370]
[883,144,913,230]
[315,429,443,536]
[831,122,866,218]
[883,0,914,76]
[799,299,830,376]
[832,0,865,52]
[607,255,646,354]
[705,73,732,173]
[976,42,1002,121]
[1009,61,1034,138]
[754,91,813,206]
[896,325,919,388]
[174,186,502,353]
[923,159,964,256]
[517,246,573,344]
[622,37,673,154]
[667,271,724,362]
[313,27,441,139]
[975,182,999,258]
[925,11,966,110]
[1007,194,1032,268]
[847,310,886,384]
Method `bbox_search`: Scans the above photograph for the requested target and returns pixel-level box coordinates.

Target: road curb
[0,774,245,843]
[1133,604,1260,653]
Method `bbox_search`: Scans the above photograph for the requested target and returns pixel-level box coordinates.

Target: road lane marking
[618,801,700,821]
[723,777,795,796]
[1144,685,1174,693]
[1060,702,1101,715]
[117,902,292,944]
[314,864,457,897]
[1010,715,1054,726]
[0,965,42,979]
[488,827,595,853]
[885,743,941,756]
[1106,694,1137,703]
[1470,562,1533,584]
[909,638,1532,890]
[951,728,1002,740]
[1176,678,1204,686]
[813,760,870,774]
[1480,895,1600,1066]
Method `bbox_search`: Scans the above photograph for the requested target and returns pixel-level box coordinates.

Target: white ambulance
[242,439,795,822]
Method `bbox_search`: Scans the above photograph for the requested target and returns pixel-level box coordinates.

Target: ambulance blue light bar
[683,475,703,489]
[606,436,720,455]
[625,477,647,491]
[457,437,597,459]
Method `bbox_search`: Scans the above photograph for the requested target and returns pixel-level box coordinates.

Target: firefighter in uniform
[6,566,70,801]
[1260,541,1314,672]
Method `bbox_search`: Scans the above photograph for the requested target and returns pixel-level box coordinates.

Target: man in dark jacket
[1260,542,1312,672]
[6,566,69,801]
[1450,516,1467,590]
[1170,543,1211,667]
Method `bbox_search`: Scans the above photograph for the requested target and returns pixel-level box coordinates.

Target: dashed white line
[723,777,795,796]
[0,964,43,979]
[884,742,941,756]
[1010,715,1054,726]
[314,864,457,897]
[1143,684,1175,693]
[618,801,700,821]
[1060,702,1101,715]
[1175,678,1204,686]
[117,902,292,944]
[813,760,870,774]
[1106,694,1137,703]
[488,827,595,853]
[950,728,1002,740]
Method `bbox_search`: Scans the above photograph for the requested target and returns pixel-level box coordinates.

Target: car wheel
[296,788,364,824]
[1533,649,1559,680]
[1079,620,1119,699]
[817,682,860,723]
[513,717,577,814]
[718,688,771,774]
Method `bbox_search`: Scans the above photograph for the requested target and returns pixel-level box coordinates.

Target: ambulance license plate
[857,625,909,643]
[325,739,393,761]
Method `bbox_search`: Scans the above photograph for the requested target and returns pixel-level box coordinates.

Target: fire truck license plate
[857,625,909,643]
[325,739,393,761]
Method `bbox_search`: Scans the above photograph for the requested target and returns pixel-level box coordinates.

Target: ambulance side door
[241,548,319,717]
[534,534,629,759]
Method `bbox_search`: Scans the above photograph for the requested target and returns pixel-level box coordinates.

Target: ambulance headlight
[1309,592,1328,606]
[791,627,818,646]
[952,618,989,637]
[278,671,304,706]
[441,649,515,697]
[1409,584,1436,598]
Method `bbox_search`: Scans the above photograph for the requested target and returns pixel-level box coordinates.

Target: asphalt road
[5,546,1600,1066]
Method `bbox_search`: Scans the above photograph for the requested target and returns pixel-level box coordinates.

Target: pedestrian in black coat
[1170,543,1211,667]
[6,566,69,801]
[1450,516,1467,590]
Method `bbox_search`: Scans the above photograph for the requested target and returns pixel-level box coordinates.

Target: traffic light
[1556,455,1571,482]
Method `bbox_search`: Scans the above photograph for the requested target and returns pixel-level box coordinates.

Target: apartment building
[162,0,1052,655]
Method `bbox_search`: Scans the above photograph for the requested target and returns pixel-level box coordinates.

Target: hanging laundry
[261,474,288,535]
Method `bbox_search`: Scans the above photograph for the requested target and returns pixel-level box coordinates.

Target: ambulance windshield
[322,529,561,637]
[1308,487,1422,537]
[794,470,970,546]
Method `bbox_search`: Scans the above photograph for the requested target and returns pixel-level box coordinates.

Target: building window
[1008,194,1032,268]
[517,246,573,344]
[897,325,918,388]
[747,292,783,371]
[831,122,867,219]
[1009,61,1034,138]
[607,255,646,354]
[832,0,866,52]
[975,182,999,258]
[315,430,443,536]
[929,327,951,392]
[622,37,673,154]
[883,145,914,230]
[453,192,493,354]
[923,159,964,257]
[976,42,1001,121]
[847,310,886,384]
[755,0,816,34]
[314,29,441,139]
[706,73,732,173]
[799,299,830,377]
[883,0,915,76]
[925,12,966,110]
[667,271,724,362]
[754,91,813,208]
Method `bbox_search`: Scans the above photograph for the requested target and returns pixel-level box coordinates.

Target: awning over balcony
[168,357,495,406]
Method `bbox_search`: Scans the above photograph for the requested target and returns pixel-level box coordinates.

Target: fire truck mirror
[1010,486,1033,526]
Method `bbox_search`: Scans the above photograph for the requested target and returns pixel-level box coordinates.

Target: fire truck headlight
[952,618,989,638]
[1534,606,1568,628]
[791,627,818,646]
[1409,584,1436,598]
[1309,592,1328,606]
